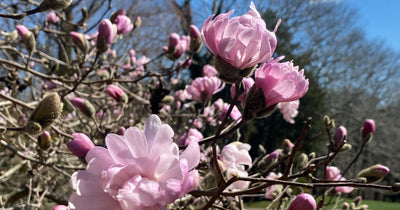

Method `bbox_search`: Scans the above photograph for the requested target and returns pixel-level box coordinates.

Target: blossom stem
[340,142,366,179]
[215,79,242,136]
[282,117,312,179]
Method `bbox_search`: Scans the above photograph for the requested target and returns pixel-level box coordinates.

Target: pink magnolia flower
[203,64,218,77]
[201,2,278,83]
[47,11,59,24]
[277,100,299,124]
[325,166,354,193]
[106,84,128,103]
[335,177,354,193]
[67,133,95,158]
[254,57,309,108]
[325,166,341,181]
[201,1,277,70]
[289,193,316,210]
[185,76,225,103]
[68,115,200,210]
[219,142,252,191]
[178,128,203,146]
[113,13,134,34]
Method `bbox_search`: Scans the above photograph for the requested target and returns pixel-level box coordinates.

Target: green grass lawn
[245,197,400,210]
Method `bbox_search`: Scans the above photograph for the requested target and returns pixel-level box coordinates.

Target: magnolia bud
[353,196,362,206]
[161,95,174,104]
[22,121,42,135]
[0,127,7,134]
[117,126,125,135]
[339,143,352,152]
[29,92,63,130]
[282,139,294,155]
[134,16,141,29]
[323,115,335,131]
[105,84,128,103]
[334,126,347,147]
[67,133,95,158]
[97,19,116,53]
[70,32,88,52]
[361,119,375,143]
[46,11,60,24]
[70,97,96,118]
[189,24,202,53]
[46,0,73,10]
[16,25,36,54]
[257,150,279,171]
[297,153,308,170]
[110,9,126,23]
[38,130,52,149]
[289,193,316,210]
[243,85,277,120]
[341,202,349,210]
[358,164,389,183]
[308,152,316,160]
[391,183,400,193]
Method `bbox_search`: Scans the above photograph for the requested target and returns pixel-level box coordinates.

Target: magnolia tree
[0,1,398,210]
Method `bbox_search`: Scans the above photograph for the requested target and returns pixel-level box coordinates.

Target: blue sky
[345,0,400,52]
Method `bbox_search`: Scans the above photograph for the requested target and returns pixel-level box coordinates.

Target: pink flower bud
[70,31,88,52]
[16,25,31,42]
[97,19,117,53]
[189,24,202,52]
[167,33,180,53]
[106,84,128,103]
[117,126,125,135]
[67,133,95,158]
[70,97,96,117]
[98,19,116,44]
[190,24,201,40]
[38,130,52,149]
[53,205,68,210]
[289,193,316,210]
[47,11,60,24]
[113,14,133,34]
[361,119,375,143]
[358,164,389,183]
[334,126,347,146]
[16,25,35,54]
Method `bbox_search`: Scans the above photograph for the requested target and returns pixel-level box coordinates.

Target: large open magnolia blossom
[201,2,277,71]
[68,115,200,210]
[254,57,309,108]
